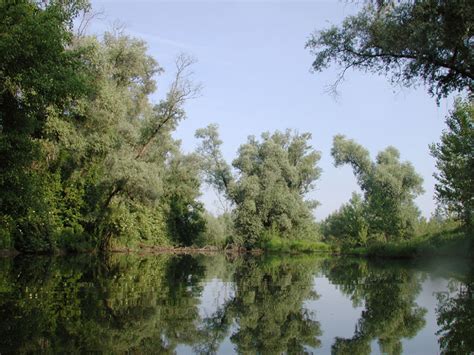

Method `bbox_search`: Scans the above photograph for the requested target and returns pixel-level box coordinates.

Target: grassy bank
[2,228,470,259]
[262,237,331,253]
[342,228,472,259]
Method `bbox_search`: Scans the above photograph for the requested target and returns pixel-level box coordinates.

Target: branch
[344,46,473,80]
[135,54,201,159]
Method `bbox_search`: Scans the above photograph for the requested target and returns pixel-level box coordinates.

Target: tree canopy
[0,1,206,252]
[430,98,474,232]
[196,126,322,248]
[306,0,474,100]
[330,135,424,240]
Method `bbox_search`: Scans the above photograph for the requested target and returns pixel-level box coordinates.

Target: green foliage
[330,135,424,241]
[263,236,330,253]
[322,193,369,247]
[0,2,206,252]
[195,124,233,196]
[197,127,322,248]
[0,0,93,252]
[306,0,474,100]
[162,153,206,246]
[197,212,233,248]
[414,215,460,238]
[347,225,469,259]
[430,98,474,234]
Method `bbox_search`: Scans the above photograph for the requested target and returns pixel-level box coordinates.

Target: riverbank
[262,237,331,253]
[255,227,472,259]
[2,229,470,259]
[110,245,263,256]
[0,245,261,257]
[339,229,472,259]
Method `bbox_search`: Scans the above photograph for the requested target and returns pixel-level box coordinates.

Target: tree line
[0,0,472,254]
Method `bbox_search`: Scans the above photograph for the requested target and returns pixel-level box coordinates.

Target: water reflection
[198,256,322,354]
[0,254,472,353]
[435,265,474,354]
[0,255,205,353]
[323,259,427,355]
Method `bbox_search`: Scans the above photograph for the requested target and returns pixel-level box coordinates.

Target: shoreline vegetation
[1,1,472,259]
[2,227,471,260]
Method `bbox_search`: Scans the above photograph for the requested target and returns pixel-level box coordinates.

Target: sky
[89,0,454,220]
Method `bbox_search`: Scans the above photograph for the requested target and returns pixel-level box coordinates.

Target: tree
[74,39,203,251]
[0,0,93,251]
[430,98,474,232]
[331,135,424,239]
[306,0,474,100]
[195,124,234,207]
[0,0,206,252]
[322,193,369,247]
[163,152,206,246]
[196,127,322,248]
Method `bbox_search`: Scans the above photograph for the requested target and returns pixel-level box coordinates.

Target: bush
[263,235,330,253]
[197,213,234,248]
[57,223,95,252]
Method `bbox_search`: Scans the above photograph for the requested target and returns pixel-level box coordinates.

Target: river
[0,253,472,354]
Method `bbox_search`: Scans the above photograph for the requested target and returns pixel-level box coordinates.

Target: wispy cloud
[127,29,201,50]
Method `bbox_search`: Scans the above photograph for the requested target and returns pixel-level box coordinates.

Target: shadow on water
[0,254,473,353]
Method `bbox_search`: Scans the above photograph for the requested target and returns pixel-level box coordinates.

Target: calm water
[0,254,473,354]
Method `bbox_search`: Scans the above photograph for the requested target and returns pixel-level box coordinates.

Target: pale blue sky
[90,0,453,219]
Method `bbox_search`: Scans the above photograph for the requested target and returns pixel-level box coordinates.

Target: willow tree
[331,135,424,240]
[306,0,474,100]
[0,1,206,252]
[196,126,321,248]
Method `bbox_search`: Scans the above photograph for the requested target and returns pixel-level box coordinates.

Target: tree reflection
[0,254,206,353]
[324,259,427,355]
[436,266,474,354]
[198,256,323,354]
[2,254,471,354]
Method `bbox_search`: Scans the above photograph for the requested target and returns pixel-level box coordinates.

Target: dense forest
[0,0,472,256]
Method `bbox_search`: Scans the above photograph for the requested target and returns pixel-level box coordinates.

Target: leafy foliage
[329,135,424,241]
[306,0,474,100]
[322,193,369,247]
[197,127,322,248]
[430,98,474,233]
[0,1,205,252]
[0,0,93,252]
